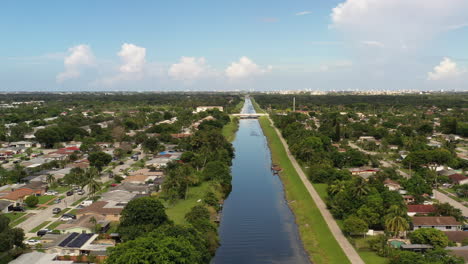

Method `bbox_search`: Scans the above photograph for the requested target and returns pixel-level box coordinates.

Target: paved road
[17,192,82,235]
[433,190,468,217]
[269,117,365,264]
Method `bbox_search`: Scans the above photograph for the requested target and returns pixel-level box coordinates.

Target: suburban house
[56,214,110,234]
[0,188,42,204]
[412,216,462,231]
[407,204,436,216]
[444,231,468,245]
[384,179,401,191]
[111,182,152,194]
[9,252,73,264]
[45,232,113,257]
[348,167,381,179]
[358,136,376,142]
[403,195,415,204]
[449,174,468,185]
[9,141,35,148]
[76,201,125,222]
[0,200,13,213]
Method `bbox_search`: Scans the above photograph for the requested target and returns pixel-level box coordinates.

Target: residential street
[269,117,365,264]
[433,189,468,217]
[17,191,82,236]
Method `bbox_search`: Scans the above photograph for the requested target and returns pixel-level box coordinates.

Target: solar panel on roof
[67,233,94,248]
[58,232,79,247]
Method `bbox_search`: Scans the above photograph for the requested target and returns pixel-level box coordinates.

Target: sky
[1,0,468,92]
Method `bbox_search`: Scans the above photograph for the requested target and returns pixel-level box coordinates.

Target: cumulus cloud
[118,43,146,73]
[296,11,312,16]
[168,57,214,81]
[225,56,272,79]
[331,0,468,48]
[56,45,95,82]
[427,58,464,81]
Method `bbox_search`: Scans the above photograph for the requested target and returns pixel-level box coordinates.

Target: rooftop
[412,216,461,226]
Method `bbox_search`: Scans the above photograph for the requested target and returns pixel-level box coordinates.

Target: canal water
[212,98,310,264]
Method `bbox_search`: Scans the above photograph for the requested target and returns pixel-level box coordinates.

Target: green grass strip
[259,116,350,264]
[30,221,51,233]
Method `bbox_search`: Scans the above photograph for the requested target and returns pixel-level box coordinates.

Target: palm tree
[89,216,99,233]
[329,180,346,195]
[46,174,55,187]
[353,177,370,198]
[87,178,101,198]
[385,205,409,238]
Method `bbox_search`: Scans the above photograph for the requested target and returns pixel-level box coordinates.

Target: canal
[212,98,310,264]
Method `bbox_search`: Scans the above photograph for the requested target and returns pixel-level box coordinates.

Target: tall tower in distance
[293,97,296,112]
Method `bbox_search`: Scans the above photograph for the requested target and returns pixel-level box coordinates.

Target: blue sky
[1,0,467,91]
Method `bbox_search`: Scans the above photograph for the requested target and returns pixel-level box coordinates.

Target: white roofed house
[195,106,223,113]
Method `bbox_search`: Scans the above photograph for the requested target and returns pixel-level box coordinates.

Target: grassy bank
[222,117,240,142]
[258,116,350,264]
[231,100,245,113]
[165,181,217,225]
[250,97,265,113]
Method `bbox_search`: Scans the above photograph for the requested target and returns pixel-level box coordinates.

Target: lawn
[9,214,30,227]
[30,221,51,233]
[231,100,245,113]
[165,181,214,225]
[313,183,329,200]
[46,220,65,230]
[4,212,26,222]
[259,116,350,264]
[222,117,239,142]
[49,186,70,194]
[354,237,389,264]
[38,195,56,204]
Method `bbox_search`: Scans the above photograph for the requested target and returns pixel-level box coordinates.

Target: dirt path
[268,117,365,264]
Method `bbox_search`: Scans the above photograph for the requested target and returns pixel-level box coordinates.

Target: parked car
[66,190,73,196]
[110,183,119,187]
[10,206,25,212]
[44,191,58,196]
[24,239,40,246]
[36,229,51,236]
[54,198,61,204]
[52,208,61,214]
[77,189,85,195]
[80,200,93,207]
[62,213,76,219]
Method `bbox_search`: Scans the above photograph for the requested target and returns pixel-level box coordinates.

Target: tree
[142,137,163,154]
[45,174,55,187]
[432,203,464,222]
[118,197,170,240]
[410,228,449,248]
[343,215,368,236]
[24,195,39,207]
[385,205,409,238]
[106,236,202,264]
[0,214,24,253]
[185,205,210,224]
[88,151,112,171]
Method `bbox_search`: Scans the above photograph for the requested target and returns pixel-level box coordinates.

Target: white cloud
[225,56,272,79]
[361,40,384,48]
[56,45,94,82]
[296,11,312,16]
[331,0,468,48]
[118,43,146,73]
[168,57,214,81]
[427,57,464,81]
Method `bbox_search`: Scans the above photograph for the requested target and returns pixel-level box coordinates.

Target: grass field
[222,117,239,142]
[4,212,26,222]
[9,214,30,227]
[231,100,245,113]
[258,116,350,264]
[165,181,215,225]
[30,221,51,233]
[38,195,56,204]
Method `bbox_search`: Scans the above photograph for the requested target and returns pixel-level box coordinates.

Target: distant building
[449,174,468,185]
[384,179,401,191]
[195,106,223,113]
